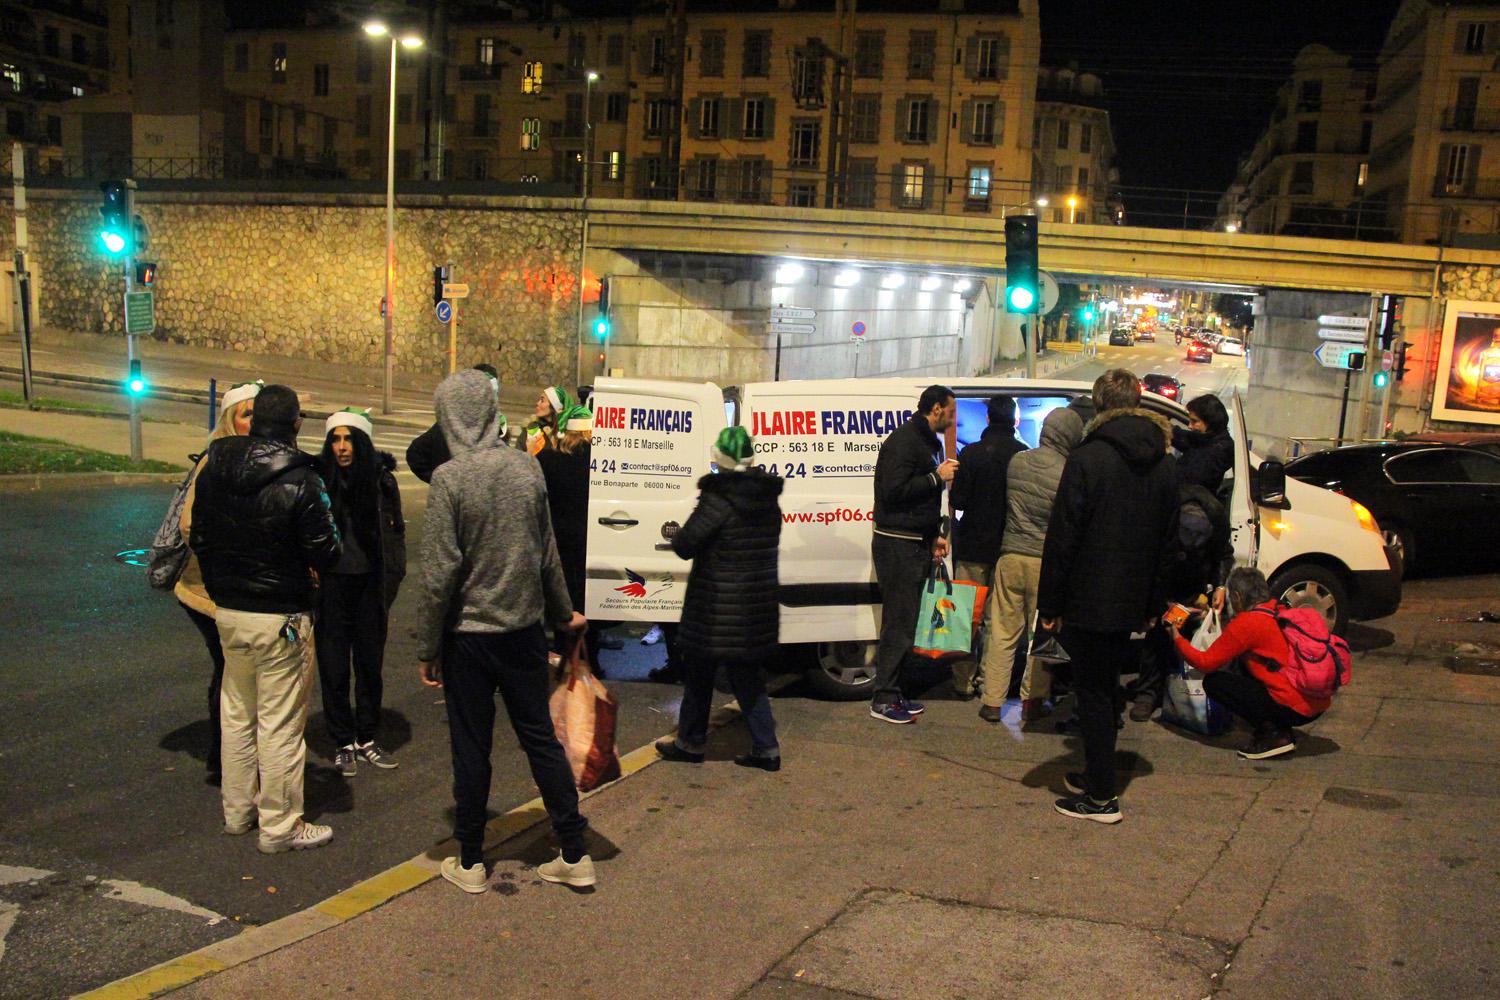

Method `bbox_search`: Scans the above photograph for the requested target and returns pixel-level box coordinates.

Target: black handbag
[1027,610,1070,664]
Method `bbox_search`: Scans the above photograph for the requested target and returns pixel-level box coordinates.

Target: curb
[0,472,187,493]
[74,684,781,1000]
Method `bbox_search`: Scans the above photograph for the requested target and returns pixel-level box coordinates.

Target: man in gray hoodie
[415,370,593,894]
[976,406,1085,722]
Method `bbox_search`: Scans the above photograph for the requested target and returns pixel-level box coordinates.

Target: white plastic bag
[1163,611,1230,736]
[1191,608,1222,652]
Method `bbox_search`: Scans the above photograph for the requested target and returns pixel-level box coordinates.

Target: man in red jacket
[1172,567,1329,760]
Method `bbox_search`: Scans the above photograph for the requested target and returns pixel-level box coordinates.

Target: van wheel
[805,641,878,701]
[1269,563,1349,636]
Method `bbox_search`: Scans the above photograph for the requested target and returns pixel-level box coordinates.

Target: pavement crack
[915,750,1028,784]
[1357,698,1386,744]
[1164,780,1271,935]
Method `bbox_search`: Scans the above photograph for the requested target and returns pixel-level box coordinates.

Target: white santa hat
[219,380,262,415]
[325,407,374,439]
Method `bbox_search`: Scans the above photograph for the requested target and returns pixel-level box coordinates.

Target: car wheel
[804,640,878,701]
[1269,563,1349,636]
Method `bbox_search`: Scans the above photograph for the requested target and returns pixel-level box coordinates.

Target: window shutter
[761,162,774,203]
[960,99,974,143]
[688,98,702,139]
[763,98,777,139]
[723,97,743,139]
[1437,142,1453,191]
[995,100,1007,145]
[895,98,909,142]
[964,37,979,80]
[1454,26,1469,54]
[996,35,1011,80]
[1467,145,1482,192]
[637,37,653,75]
[891,164,904,208]
[921,162,932,208]
[927,100,940,143]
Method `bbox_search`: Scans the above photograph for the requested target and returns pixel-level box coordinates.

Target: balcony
[1433,177,1500,199]
[1442,106,1500,132]
[458,63,504,83]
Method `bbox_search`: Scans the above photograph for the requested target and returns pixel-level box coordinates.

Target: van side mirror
[1254,460,1289,509]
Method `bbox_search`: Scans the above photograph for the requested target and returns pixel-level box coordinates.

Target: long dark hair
[319,427,381,548]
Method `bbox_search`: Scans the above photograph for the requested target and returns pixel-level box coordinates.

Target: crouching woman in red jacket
[1171,567,1329,761]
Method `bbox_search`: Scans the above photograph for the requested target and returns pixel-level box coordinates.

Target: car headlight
[1350,500,1381,535]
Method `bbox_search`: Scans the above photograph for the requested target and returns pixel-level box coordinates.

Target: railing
[1433,177,1500,199]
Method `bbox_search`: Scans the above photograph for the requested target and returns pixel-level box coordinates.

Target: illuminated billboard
[1434,300,1500,425]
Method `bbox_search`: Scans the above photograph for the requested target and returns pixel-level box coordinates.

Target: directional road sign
[435,300,453,323]
[771,306,815,321]
[767,321,816,335]
[1314,341,1363,369]
[1318,326,1367,343]
[442,282,470,299]
[1318,314,1369,329]
[124,290,155,335]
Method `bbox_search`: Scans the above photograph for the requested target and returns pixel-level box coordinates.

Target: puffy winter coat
[405,423,449,484]
[671,468,783,663]
[537,443,591,611]
[1173,425,1234,495]
[950,424,1027,566]
[1001,407,1085,559]
[191,434,342,614]
[873,415,945,538]
[1038,407,1180,632]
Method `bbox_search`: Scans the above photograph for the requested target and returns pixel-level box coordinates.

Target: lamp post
[576,70,599,385]
[1066,195,1079,224]
[365,21,423,414]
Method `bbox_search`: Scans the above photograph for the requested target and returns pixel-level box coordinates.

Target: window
[71,33,87,64]
[742,98,766,139]
[1386,449,1475,484]
[900,162,927,208]
[271,42,287,83]
[607,34,625,66]
[788,182,817,207]
[1295,120,1318,152]
[905,98,931,142]
[157,0,175,27]
[523,61,544,94]
[649,34,667,76]
[846,158,877,208]
[4,64,21,94]
[907,30,935,79]
[739,159,768,202]
[1444,144,1473,190]
[606,150,621,181]
[699,97,720,138]
[1458,451,1500,484]
[356,46,372,84]
[565,92,583,136]
[1056,120,1070,150]
[322,119,337,154]
[1055,165,1071,189]
[743,31,771,77]
[567,33,585,71]
[5,109,22,137]
[1463,22,1487,54]
[43,27,59,57]
[606,92,626,123]
[473,94,491,136]
[1080,122,1092,153]
[1360,120,1373,153]
[1357,161,1369,188]
[470,151,487,180]
[971,101,996,145]
[974,36,1006,80]
[521,117,540,150]
[967,166,991,200]
[793,50,824,105]
[71,84,84,97]
[395,150,413,179]
[477,37,495,66]
[790,119,820,166]
[645,99,666,138]
[851,94,880,144]
[355,148,372,169]
[855,30,884,79]
[1077,166,1090,190]
[1290,160,1314,194]
[355,94,371,137]
[691,158,719,200]
[1297,79,1322,112]
[700,30,725,77]
[47,114,60,144]
[314,64,329,97]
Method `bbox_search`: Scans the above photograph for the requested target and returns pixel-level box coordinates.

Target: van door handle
[597,516,639,527]
[654,543,675,551]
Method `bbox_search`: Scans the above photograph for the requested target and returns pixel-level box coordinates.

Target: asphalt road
[1055,336,1251,404]
[0,484,714,999]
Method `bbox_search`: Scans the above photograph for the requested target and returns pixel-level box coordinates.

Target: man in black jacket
[949,395,1027,702]
[1038,370,1178,824]
[869,384,958,724]
[405,364,506,482]
[191,385,344,854]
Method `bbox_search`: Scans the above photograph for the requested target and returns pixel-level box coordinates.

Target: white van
[585,377,1401,700]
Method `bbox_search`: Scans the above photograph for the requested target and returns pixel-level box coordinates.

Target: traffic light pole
[10,145,34,406]
[123,184,142,463]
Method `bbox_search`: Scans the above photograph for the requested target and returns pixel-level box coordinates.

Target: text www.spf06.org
[784,508,874,525]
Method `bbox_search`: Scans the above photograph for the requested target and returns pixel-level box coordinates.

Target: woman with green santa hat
[315,407,407,777]
[655,426,785,771]
[523,384,573,456]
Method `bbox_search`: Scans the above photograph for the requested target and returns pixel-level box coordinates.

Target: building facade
[0,0,113,154]
[1031,66,1119,225]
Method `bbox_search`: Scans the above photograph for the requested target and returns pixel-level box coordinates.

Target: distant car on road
[1142,372,1183,400]
[1216,336,1246,356]
[1135,327,1156,342]
[1108,327,1136,346]
[1185,340,1214,363]
[1286,443,1500,576]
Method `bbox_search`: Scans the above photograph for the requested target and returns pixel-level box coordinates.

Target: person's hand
[932,536,950,561]
[419,659,442,688]
[1211,587,1226,612]
[559,611,587,633]
[1039,615,1062,633]
[309,568,320,586]
[936,459,959,484]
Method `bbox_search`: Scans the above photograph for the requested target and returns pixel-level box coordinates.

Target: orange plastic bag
[549,639,622,792]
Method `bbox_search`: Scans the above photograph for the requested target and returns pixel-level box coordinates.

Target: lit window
[901,163,926,207]
[967,166,991,199]
[523,61,543,94]
[520,117,540,151]
[606,150,621,181]
[3,64,23,93]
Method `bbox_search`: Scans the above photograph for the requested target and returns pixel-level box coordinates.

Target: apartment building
[1216,45,1377,238]
[0,0,113,151]
[1031,66,1119,225]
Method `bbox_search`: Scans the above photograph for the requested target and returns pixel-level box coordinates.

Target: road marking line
[313,863,433,921]
[0,864,54,885]
[99,880,228,925]
[0,901,19,965]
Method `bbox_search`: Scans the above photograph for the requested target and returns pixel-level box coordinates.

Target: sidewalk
[93,575,1500,1000]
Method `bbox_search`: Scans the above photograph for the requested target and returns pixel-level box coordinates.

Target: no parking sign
[851,321,866,343]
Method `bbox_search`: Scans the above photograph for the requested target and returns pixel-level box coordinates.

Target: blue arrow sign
[435,300,453,323]
[1314,341,1360,369]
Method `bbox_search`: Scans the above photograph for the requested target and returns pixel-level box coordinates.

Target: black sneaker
[358,743,399,770]
[1064,771,1087,794]
[1129,694,1156,722]
[977,704,1003,723]
[335,746,357,777]
[1053,794,1122,824]
[1237,732,1296,760]
[654,739,704,763]
[896,698,926,716]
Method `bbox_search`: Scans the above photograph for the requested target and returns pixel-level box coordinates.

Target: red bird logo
[615,568,648,598]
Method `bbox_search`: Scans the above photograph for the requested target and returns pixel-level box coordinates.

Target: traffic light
[433,264,451,306]
[135,261,156,286]
[1004,214,1039,313]
[1081,305,1095,322]
[1378,294,1399,350]
[125,359,147,396]
[1347,351,1366,372]
[593,276,611,340]
[1393,340,1410,381]
[1373,370,1390,389]
[98,180,131,256]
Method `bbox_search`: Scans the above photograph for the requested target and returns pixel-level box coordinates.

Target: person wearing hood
[1038,370,1178,824]
[523,384,572,456]
[977,405,1085,723]
[415,370,594,895]
[405,364,508,483]
[655,427,785,771]
[190,384,343,853]
[315,408,407,777]
[1172,394,1233,495]
[176,379,261,785]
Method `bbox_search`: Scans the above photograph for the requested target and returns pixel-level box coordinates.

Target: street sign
[442,282,470,299]
[767,322,816,335]
[1038,271,1060,314]
[124,290,155,335]
[1318,327,1367,343]
[851,321,867,341]
[771,306,816,321]
[1318,314,1369,329]
[435,300,453,323]
[1314,341,1363,369]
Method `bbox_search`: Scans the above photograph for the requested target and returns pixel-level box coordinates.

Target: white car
[1217,336,1246,356]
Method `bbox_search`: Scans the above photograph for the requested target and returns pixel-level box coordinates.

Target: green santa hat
[711,426,755,471]
[560,404,593,432]
[543,385,573,415]
[325,406,373,439]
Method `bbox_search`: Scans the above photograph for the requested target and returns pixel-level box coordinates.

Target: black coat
[324,453,407,615]
[950,425,1027,565]
[405,423,450,484]
[671,468,783,663]
[873,415,945,538]
[191,435,342,614]
[1038,408,1180,632]
[1172,426,1234,495]
[537,443,590,610]
[1169,483,1232,603]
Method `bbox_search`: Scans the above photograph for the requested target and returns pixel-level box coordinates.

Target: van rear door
[1229,389,1259,566]
[585,378,725,622]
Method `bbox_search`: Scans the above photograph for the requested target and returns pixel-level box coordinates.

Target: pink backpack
[1248,606,1352,702]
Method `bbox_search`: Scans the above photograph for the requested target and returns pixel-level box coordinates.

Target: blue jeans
[675,658,780,757]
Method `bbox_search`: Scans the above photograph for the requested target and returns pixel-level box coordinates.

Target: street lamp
[1000,195,1048,220]
[1224,221,1240,233]
[576,70,601,384]
[364,21,423,414]
[1066,195,1079,224]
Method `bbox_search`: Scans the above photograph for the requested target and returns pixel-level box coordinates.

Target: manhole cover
[115,548,150,567]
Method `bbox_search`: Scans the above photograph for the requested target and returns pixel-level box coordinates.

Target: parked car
[1401,431,1500,460]
[1287,443,1500,576]
[1217,336,1246,356]
[1142,372,1184,400]
[1109,327,1136,346]
[1185,340,1214,363]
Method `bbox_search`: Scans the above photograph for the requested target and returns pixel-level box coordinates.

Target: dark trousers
[444,626,588,858]
[872,533,930,708]
[1062,627,1137,801]
[181,603,226,776]
[1127,623,1175,706]
[1203,669,1319,736]
[676,658,779,757]
[315,572,388,748]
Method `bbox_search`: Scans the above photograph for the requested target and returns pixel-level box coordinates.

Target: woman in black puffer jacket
[1173,394,1234,495]
[656,427,784,771]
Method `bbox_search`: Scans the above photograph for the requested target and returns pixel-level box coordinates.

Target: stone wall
[0,188,584,390]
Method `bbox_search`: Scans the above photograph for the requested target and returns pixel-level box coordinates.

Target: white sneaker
[258,820,333,854]
[441,857,489,894]
[640,625,664,646]
[536,853,596,888]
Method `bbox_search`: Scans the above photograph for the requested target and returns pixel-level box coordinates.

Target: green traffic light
[1082,307,1095,321]
[127,377,146,394]
[1007,286,1036,311]
[593,317,610,339]
[1373,371,1390,389]
[100,229,128,254]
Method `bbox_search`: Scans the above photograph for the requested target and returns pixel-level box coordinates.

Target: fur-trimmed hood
[1083,406,1173,469]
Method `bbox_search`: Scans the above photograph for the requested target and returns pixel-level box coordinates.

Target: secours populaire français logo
[614,568,674,599]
